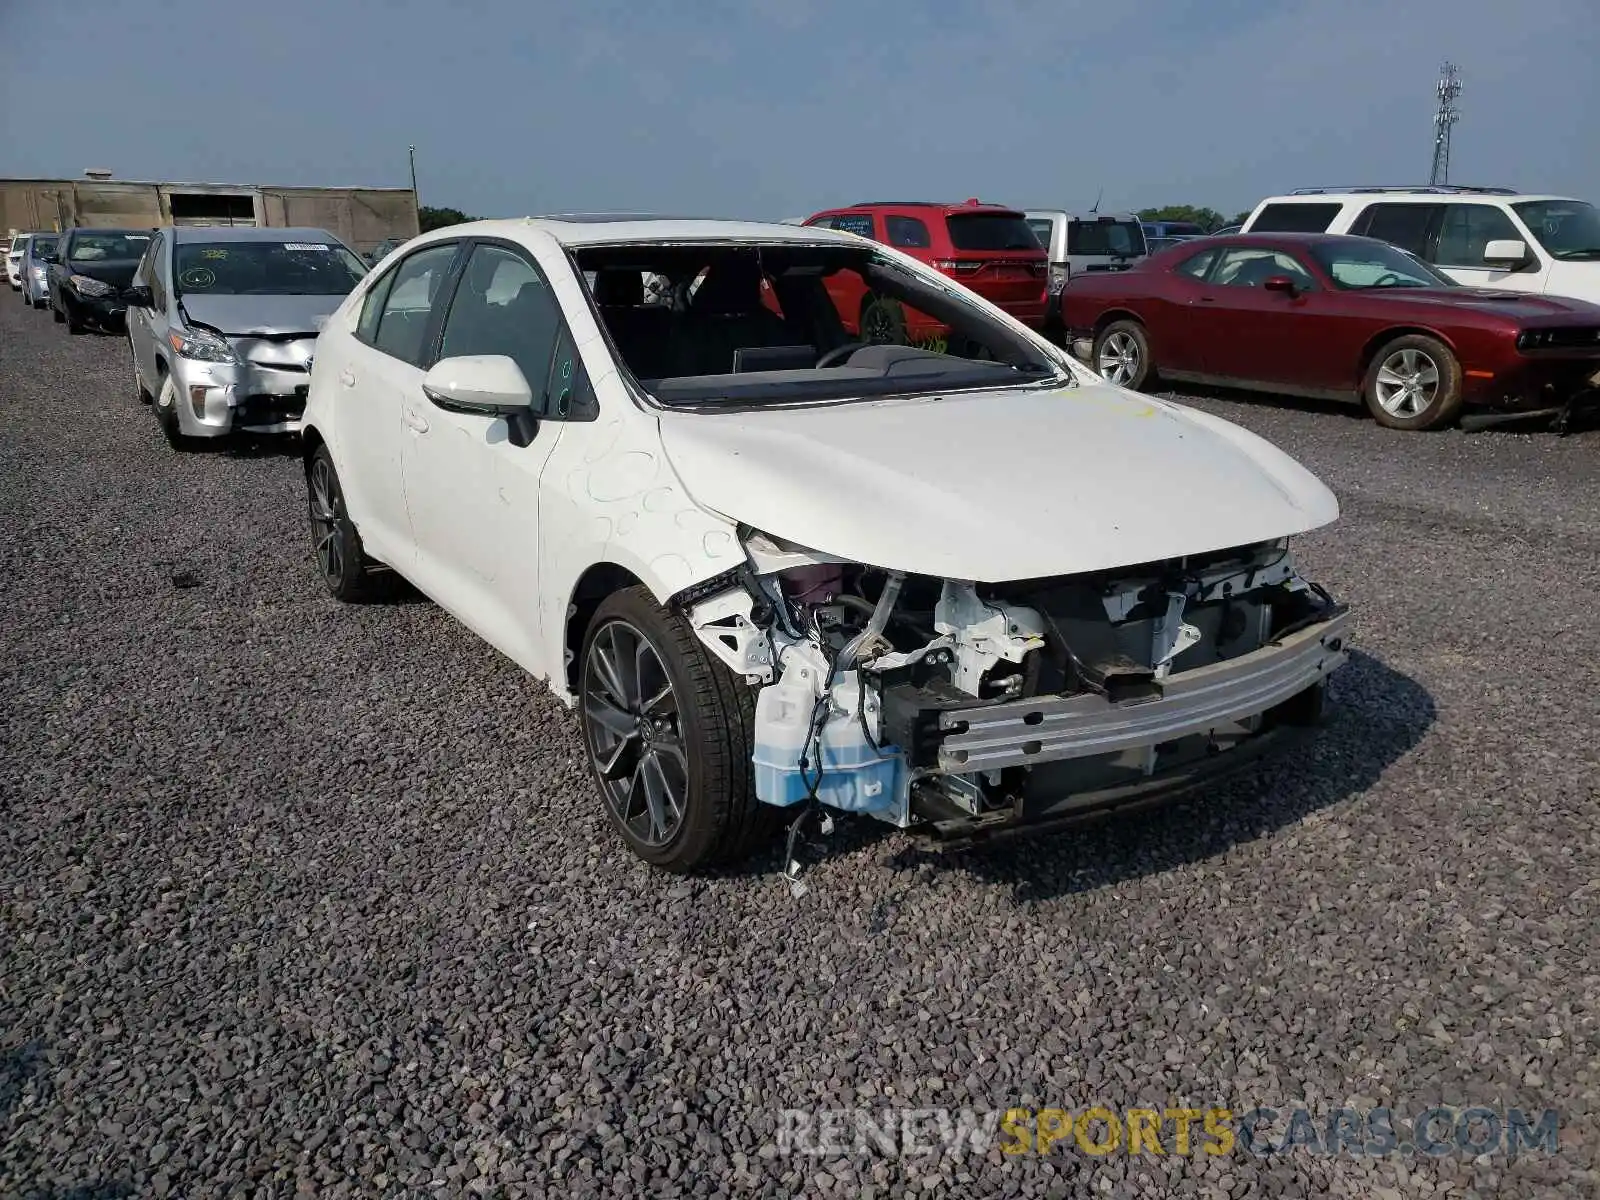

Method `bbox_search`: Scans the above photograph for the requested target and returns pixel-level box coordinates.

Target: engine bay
[683,530,1348,840]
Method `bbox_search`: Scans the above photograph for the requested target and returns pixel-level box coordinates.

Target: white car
[6,232,28,289]
[1240,186,1600,305]
[300,217,1351,872]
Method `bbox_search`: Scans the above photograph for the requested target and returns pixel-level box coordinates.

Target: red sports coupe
[1061,232,1600,430]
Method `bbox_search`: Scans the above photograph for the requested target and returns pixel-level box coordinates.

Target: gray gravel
[2,294,1598,1199]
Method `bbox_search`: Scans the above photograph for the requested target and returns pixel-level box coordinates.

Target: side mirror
[1483,238,1530,269]
[422,355,539,447]
[1262,274,1298,295]
[39,252,59,264]
[123,284,154,307]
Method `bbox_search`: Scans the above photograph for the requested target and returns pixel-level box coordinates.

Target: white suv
[299,216,1349,873]
[1240,187,1600,305]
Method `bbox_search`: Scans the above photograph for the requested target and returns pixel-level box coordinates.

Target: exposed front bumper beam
[935,610,1351,773]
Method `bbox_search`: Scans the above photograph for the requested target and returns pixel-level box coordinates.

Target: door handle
[403,408,430,433]
[339,368,357,388]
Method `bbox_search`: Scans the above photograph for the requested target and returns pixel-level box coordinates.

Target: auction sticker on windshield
[283,243,330,251]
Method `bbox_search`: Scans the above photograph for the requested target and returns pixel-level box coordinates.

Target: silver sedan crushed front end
[167,332,316,438]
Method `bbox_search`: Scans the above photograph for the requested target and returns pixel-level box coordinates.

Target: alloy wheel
[582,619,687,848]
[1374,348,1440,417]
[307,458,345,583]
[1098,331,1140,385]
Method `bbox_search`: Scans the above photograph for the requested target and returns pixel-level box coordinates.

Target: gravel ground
[2,293,1598,1199]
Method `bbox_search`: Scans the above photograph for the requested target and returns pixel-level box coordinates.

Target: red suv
[802,200,1048,344]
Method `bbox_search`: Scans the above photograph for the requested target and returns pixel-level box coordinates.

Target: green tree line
[418,206,475,232]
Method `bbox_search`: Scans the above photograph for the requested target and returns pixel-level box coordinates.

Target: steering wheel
[815,341,868,369]
[1373,272,1402,288]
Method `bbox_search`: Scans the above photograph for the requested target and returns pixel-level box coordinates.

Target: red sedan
[1061,232,1600,430]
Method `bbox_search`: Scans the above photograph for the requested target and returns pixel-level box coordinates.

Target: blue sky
[3,0,1597,221]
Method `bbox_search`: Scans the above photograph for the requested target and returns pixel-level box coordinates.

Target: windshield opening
[573,242,1065,409]
[1310,240,1455,289]
[1068,219,1145,257]
[174,239,367,296]
[944,213,1041,252]
[1512,200,1600,261]
[32,237,58,256]
[9,236,27,252]
[67,232,151,261]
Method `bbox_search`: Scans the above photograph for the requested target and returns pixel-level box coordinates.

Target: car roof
[1165,232,1407,252]
[415,215,865,249]
[1255,191,1578,205]
[1023,210,1142,221]
[167,225,344,244]
[817,201,1027,217]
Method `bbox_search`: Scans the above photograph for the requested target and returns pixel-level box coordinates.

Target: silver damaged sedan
[125,226,368,445]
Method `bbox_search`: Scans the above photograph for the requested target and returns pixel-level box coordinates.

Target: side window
[885,215,931,249]
[437,243,562,400]
[544,323,597,422]
[147,235,169,309]
[1212,248,1315,289]
[134,234,156,284]
[1026,218,1054,252]
[1434,204,1521,268]
[1250,203,1341,234]
[1175,248,1219,280]
[371,243,458,366]
[830,214,877,239]
[356,270,396,343]
[1351,203,1440,257]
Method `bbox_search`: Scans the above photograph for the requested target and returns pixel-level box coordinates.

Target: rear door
[1347,202,1441,262]
[334,240,464,568]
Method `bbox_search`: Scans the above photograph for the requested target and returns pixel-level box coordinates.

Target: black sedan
[45,228,154,333]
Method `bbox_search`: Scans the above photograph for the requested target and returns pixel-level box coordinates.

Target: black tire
[32,296,45,310]
[64,300,84,334]
[579,585,773,872]
[1361,334,1464,431]
[306,445,378,602]
[859,294,908,345]
[1091,319,1157,391]
[51,301,63,324]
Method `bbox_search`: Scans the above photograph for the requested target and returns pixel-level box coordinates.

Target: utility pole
[1429,63,1461,186]
[408,144,420,206]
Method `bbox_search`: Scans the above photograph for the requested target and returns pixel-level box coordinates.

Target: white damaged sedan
[299,216,1350,872]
